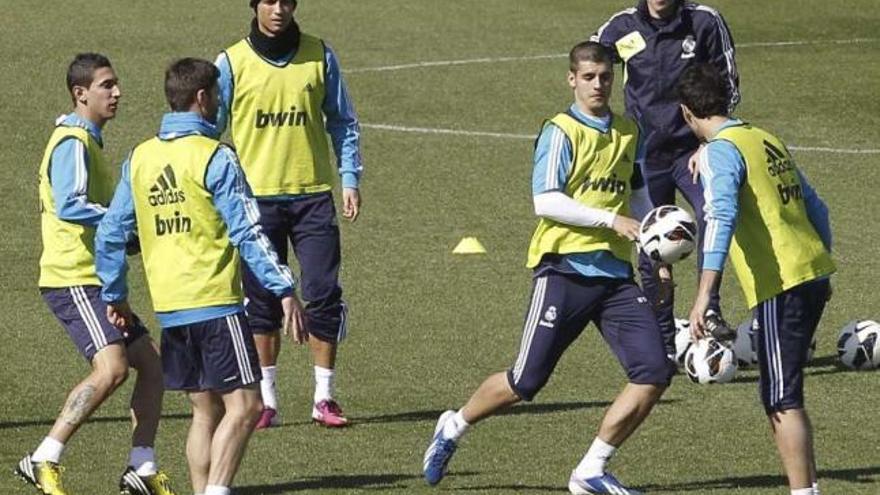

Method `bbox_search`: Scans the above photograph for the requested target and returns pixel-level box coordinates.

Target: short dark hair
[250,0,297,9]
[164,58,219,112]
[66,53,112,96]
[676,63,730,118]
[569,41,613,72]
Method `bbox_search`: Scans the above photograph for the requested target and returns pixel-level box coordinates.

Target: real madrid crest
[544,306,557,323]
[681,35,696,59]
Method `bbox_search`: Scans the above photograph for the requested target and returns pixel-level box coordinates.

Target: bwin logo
[255,107,308,129]
[580,174,627,195]
[148,165,186,206]
[155,211,192,236]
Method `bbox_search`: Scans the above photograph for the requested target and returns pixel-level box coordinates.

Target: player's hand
[688,294,711,341]
[342,187,361,222]
[106,301,133,330]
[688,144,706,184]
[281,294,308,345]
[655,263,675,306]
[611,215,640,241]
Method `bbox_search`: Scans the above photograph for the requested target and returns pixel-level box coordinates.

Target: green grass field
[2,1,879,493]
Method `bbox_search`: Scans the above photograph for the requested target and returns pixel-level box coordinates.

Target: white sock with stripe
[574,437,617,479]
[260,366,278,410]
[32,437,65,464]
[790,488,813,495]
[314,366,335,403]
[205,485,230,495]
[129,446,157,476]
[441,410,470,440]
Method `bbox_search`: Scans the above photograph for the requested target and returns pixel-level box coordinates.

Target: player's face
[647,0,677,19]
[74,67,121,123]
[568,60,613,117]
[257,0,296,36]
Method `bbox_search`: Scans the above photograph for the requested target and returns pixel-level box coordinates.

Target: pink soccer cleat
[255,407,280,430]
[312,399,349,427]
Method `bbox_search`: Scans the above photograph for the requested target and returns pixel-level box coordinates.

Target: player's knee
[95,362,130,391]
[506,369,548,402]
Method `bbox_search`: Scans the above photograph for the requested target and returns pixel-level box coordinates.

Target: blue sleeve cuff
[341,172,359,189]
[702,252,727,272]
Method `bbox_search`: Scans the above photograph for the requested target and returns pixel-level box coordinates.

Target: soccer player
[17,53,177,495]
[213,0,363,428]
[592,0,739,352]
[422,42,672,495]
[680,64,834,495]
[95,58,306,495]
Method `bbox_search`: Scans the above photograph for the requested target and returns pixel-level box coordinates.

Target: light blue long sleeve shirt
[215,41,363,191]
[700,119,833,271]
[532,105,647,279]
[49,113,108,226]
[96,112,296,328]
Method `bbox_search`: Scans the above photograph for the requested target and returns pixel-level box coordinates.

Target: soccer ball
[674,318,693,366]
[732,318,758,367]
[837,320,880,370]
[684,338,738,384]
[639,206,698,264]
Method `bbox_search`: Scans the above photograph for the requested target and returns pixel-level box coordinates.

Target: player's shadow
[237,471,478,493]
[0,413,190,430]
[354,399,678,425]
[637,465,880,492]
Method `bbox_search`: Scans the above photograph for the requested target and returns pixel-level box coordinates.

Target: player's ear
[567,70,576,89]
[72,85,88,105]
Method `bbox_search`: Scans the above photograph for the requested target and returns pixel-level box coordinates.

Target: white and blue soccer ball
[639,206,698,264]
[684,337,738,384]
[674,318,694,367]
[837,320,880,370]
[732,318,758,368]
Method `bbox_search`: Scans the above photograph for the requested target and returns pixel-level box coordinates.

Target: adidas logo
[255,107,309,129]
[148,165,186,206]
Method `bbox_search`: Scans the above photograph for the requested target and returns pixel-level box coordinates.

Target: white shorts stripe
[772,298,784,405]
[512,276,548,383]
[762,298,777,408]
[70,287,107,349]
[226,315,254,384]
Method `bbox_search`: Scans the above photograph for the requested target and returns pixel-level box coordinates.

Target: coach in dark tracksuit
[591,0,739,353]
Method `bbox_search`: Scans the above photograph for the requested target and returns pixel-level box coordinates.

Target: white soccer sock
[129,446,157,476]
[441,410,470,441]
[574,437,617,479]
[32,437,65,464]
[204,485,231,495]
[812,482,820,495]
[314,366,335,403]
[260,366,278,410]
[791,488,813,495]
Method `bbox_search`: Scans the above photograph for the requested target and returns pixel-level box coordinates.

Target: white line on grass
[347,38,878,74]
[360,123,880,155]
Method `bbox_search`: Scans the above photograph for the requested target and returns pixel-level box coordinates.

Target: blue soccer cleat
[568,471,643,495]
[423,410,458,486]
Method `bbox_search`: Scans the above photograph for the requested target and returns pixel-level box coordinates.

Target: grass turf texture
[1,1,879,493]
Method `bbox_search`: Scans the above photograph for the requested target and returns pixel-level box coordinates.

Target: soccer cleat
[705,309,736,341]
[568,471,643,495]
[119,467,178,495]
[14,454,68,495]
[312,399,349,427]
[255,407,281,430]
[423,410,458,486]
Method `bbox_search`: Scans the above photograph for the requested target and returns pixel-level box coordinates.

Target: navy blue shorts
[754,278,830,414]
[506,268,674,401]
[41,285,148,362]
[161,312,262,392]
[242,193,348,343]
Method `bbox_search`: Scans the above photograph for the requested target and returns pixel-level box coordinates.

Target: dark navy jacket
[592,1,739,165]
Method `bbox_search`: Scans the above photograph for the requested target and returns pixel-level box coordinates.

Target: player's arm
[322,43,363,221]
[629,127,654,221]
[530,124,638,240]
[95,156,137,327]
[700,9,740,112]
[689,141,744,336]
[50,138,108,226]
[207,145,307,342]
[796,168,833,251]
[213,52,235,135]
